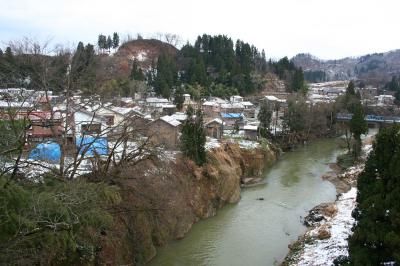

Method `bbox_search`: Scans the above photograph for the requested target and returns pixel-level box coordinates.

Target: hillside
[292,50,400,85]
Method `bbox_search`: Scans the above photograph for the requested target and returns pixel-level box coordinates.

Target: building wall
[148,119,179,150]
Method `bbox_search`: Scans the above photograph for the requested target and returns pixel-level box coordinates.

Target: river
[150,138,342,266]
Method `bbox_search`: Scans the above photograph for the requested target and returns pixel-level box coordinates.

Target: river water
[150,138,341,266]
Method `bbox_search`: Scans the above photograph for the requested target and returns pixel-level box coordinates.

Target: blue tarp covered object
[75,136,108,157]
[28,142,61,162]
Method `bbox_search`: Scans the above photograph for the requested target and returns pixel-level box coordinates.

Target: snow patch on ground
[205,137,221,150]
[295,188,357,266]
[132,51,147,62]
[238,140,260,149]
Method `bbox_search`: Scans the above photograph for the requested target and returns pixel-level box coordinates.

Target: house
[220,103,245,114]
[242,101,255,118]
[243,125,258,140]
[375,95,395,106]
[202,101,220,118]
[230,95,243,103]
[221,113,244,129]
[205,118,224,139]
[28,110,63,140]
[72,109,108,137]
[148,116,181,149]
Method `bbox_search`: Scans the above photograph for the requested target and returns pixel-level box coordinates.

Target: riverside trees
[180,106,206,166]
[348,125,400,265]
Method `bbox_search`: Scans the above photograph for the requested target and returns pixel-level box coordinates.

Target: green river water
[150,138,342,266]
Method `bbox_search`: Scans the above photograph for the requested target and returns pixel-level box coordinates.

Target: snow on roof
[221,103,244,109]
[161,104,176,108]
[205,118,223,125]
[265,95,286,103]
[146,97,170,103]
[203,101,219,107]
[169,112,187,121]
[244,125,258,131]
[265,95,279,101]
[183,94,191,97]
[242,101,254,106]
[0,101,33,108]
[160,115,181,127]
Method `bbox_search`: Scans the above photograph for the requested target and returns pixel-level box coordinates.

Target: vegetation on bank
[345,125,400,265]
[0,176,120,265]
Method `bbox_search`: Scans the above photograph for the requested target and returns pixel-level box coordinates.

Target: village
[0,80,398,179]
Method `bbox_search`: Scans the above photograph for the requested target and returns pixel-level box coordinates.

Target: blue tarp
[75,136,108,157]
[28,142,61,162]
[221,113,243,119]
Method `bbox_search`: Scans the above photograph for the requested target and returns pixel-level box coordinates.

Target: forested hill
[292,50,400,85]
[0,34,307,99]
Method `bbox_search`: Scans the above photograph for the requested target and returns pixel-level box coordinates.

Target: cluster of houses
[0,88,267,155]
[308,82,397,107]
[2,80,396,159]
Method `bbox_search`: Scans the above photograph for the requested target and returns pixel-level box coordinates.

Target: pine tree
[130,59,145,81]
[106,36,113,52]
[97,34,107,52]
[346,80,356,95]
[154,53,177,98]
[349,102,368,159]
[180,106,206,165]
[112,32,119,49]
[173,86,185,110]
[349,125,400,265]
[258,102,272,138]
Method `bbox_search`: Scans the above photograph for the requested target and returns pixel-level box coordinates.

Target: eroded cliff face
[97,143,277,265]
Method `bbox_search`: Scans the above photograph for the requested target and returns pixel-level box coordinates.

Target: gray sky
[1,0,399,59]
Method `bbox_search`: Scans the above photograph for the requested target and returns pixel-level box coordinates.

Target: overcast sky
[0,0,399,59]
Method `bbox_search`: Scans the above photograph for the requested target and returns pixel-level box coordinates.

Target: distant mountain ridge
[292,50,400,85]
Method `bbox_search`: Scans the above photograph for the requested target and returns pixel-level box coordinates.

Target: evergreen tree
[258,102,272,138]
[349,125,400,265]
[349,102,368,159]
[97,34,107,52]
[180,106,206,166]
[70,42,96,92]
[130,59,145,81]
[112,32,119,49]
[154,53,177,98]
[106,36,113,52]
[346,80,356,95]
[173,86,185,110]
[0,49,3,57]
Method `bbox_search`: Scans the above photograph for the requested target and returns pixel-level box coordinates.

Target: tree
[112,32,119,49]
[130,59,145,81]
[348,125,400,265]
[346,80,356,96]
[180,106,206,165]
[349,102,368,159]
[97,34,107,52]
[258,102,272,138]
[106,36,113,52]
[173,86,185,111]
[153,53,177,98]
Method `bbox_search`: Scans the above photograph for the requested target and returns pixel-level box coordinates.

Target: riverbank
[95,141,277,265]
[282,137,374,266]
